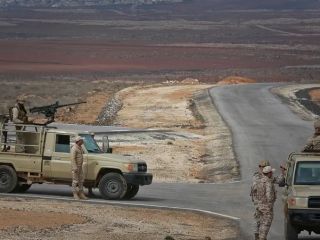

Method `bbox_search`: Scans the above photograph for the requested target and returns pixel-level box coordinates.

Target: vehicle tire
[98,172,127,200]
[0,165,18,193]
[285,215,298,240]
[13,183,32,193]
[123,184,139,200]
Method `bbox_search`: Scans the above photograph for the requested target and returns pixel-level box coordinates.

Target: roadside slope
[109,83,239,183]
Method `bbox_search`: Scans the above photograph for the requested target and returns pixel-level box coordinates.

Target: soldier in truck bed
[303,119,320,152]
[11,98,29,153]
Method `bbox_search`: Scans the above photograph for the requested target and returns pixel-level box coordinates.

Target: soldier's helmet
[259,160,270,168]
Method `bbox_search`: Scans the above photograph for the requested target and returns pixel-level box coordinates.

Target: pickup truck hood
[87,153,143,164]
[292,185,320,197]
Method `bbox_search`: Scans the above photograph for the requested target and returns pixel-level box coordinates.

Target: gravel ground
[0,197,238,240]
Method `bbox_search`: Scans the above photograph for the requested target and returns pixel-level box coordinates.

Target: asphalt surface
[4,83,319,239]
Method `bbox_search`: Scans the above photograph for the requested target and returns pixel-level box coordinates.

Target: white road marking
[0,193,240,221]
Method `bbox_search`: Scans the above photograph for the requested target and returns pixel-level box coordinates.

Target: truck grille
[138,163,147,172]
[308,197,320,208]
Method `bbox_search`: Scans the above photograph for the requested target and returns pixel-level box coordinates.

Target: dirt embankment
[0,197,239,240]
[272,84,320,120]
[107,83,239,183]
[217,76,256,85]
[309,88,320,101]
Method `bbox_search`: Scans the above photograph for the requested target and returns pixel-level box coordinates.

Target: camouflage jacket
[251,171,283,204]
[71,144,84,171]
[12,104,28,124]
[251,175,276,208]
[303,135,320,152]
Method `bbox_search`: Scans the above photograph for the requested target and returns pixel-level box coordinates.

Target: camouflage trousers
[72,168,84,193]
[254,205,274,240]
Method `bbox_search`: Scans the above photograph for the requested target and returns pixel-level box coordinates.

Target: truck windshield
[80,134,102,153]
[294,162,320,185]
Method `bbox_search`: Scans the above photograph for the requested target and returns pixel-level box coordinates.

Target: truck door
[50,134,87,180]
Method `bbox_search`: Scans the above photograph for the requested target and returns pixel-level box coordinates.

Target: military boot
[78,191,88,200]
[73,192,81,200]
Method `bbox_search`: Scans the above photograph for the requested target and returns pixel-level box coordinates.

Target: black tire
[98,173,127,200]
[285,215,298,240]
[13,183,32,193]
[0,165,18,193]
[123,184,139,200]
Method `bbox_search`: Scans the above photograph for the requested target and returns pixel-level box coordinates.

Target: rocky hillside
[0,0,182,8]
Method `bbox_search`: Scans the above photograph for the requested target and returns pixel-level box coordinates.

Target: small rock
[164,236,175,240]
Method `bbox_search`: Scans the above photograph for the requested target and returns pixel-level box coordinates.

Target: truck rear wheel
[98,172,127,200]
[0,165,18,193]
[123,184,139,200]
[285,215,298,240]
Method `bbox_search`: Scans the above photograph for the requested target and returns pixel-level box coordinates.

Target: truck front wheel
[123,184,139,200]
[13,183,32,193]
[285,215,298,240]
[0,165,18,193]
[98,172,127,200]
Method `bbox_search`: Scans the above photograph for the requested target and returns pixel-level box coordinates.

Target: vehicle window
[80,134,101,153]
[294,162,320,185]
[55,135,70,153]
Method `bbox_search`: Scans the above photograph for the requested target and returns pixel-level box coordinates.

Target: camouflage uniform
[252,175,276,240]
[12,103,28,153]
[71,144,84,193]
[303,135,320,152]
[251,171,283,238]
[303,119,320,152]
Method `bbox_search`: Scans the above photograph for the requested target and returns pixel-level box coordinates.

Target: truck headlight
[125,163,138,172]
[288,197,308,208]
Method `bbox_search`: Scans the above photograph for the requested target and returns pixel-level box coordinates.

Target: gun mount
[29,101,86,124]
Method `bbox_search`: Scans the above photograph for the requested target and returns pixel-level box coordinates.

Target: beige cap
[75,136,84,142]
[16,97,25,103]
[263,166,275,174]
[259,160,270,168]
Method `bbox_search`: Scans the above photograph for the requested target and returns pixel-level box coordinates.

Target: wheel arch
[0,163,16,170]
[95,168,122,187]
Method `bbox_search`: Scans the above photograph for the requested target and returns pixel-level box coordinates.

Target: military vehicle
[283,152,320,239]
[0,122,152,200]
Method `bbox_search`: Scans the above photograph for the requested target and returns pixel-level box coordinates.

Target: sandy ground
[0,197,238,240]
[309,88,320,101]
[105,82,239,183]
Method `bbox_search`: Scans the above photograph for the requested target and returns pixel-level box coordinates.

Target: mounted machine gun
[29,101,86,124]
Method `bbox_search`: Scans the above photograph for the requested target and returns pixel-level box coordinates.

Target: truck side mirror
[102,135,112,153]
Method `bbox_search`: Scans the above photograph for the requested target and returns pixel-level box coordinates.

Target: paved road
[210,83,317,239]
[7,83,319,239]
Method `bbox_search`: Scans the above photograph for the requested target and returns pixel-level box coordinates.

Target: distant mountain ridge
[0,0,183,8]
[0,0,319,10]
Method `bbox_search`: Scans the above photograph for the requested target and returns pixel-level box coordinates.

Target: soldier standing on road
[251,160,285,240]
[252,166,277,240]
[303,119,320,152]
[71,136,88,200]
[251,160,285,200]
